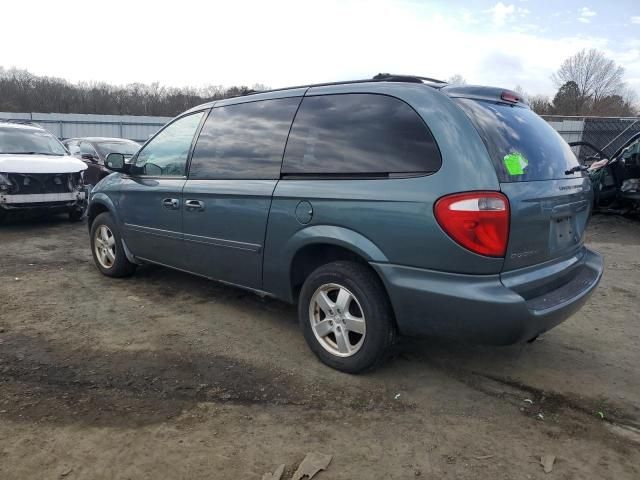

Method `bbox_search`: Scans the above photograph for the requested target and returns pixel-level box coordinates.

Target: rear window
[455,99,582,182]
[282,93,441,176]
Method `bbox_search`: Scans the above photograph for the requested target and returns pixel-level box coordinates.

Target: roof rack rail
[372,73,448,84]
[242,73,447,96]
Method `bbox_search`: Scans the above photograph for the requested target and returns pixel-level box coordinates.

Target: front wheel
[90,212,136,278]
[298,261,396,373]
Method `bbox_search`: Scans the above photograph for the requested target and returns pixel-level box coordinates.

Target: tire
[90,212,136,278]
[298,261,396,373]
[68,206,85,222]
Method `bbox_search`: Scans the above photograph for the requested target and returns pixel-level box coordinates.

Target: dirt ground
[0,213,639,480]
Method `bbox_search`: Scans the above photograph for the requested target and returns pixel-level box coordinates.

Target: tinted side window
[282,94,441,175]
[80,141,98,159]
[133,111,205,177]
[189,97,301,179]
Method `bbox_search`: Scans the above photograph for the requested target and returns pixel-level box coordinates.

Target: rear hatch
[453,93,592,272]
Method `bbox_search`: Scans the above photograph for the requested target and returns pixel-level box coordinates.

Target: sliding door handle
[185,199,205,212]
[162,198,179,210]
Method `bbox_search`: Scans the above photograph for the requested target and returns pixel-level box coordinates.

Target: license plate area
[549,215,578,253]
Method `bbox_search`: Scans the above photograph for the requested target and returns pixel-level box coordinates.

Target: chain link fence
[543,115,640,161]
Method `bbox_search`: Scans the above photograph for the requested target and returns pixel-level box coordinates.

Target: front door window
[132,112,205,177]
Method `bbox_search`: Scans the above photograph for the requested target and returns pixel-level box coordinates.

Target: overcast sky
[3,0,639,97]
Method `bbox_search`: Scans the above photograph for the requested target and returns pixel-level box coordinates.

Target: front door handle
[162,198,180,210]
[185,199,205,212]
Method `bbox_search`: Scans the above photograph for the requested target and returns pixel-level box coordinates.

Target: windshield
[95,141,140,157]
[0,126,68,156]
[455,99,582,182]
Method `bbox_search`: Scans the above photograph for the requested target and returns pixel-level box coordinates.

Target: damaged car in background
[63,137,141,185]
[0,120,88,221]
[570,132,640,214]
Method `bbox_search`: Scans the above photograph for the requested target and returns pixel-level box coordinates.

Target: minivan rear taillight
[434,192,510,257]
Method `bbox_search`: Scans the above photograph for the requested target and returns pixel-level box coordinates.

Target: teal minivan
[87,74,603,373]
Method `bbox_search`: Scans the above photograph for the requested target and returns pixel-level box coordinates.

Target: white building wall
[0,111,173,142]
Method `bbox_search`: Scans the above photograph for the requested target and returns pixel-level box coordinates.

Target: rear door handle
[162,198,180,210]
[185,199,205,212]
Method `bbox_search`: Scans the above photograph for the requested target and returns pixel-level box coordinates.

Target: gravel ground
[0,213,638,479]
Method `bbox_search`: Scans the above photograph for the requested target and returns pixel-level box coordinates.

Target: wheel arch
[87,193,117,230]
[283,225,391,304]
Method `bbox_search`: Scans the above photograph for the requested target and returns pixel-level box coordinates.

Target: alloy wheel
[94,225,116,269]
[309,283,366,357]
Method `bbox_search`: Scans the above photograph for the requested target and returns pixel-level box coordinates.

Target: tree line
[1,49,638,118]
[0,67,263,117]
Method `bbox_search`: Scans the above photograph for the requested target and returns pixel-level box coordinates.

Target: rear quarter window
[455,99,582,182]
[282,93,441,176]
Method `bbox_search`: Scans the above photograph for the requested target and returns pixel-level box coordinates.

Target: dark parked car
[87,74,603,373]
[63,137,140,185]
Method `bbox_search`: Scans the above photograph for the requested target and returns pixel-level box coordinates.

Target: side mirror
[105,153,128,172]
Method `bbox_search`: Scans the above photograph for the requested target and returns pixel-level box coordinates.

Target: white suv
[0,121,88,221]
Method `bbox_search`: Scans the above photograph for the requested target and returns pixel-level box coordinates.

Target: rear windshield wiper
[565,165,589,175]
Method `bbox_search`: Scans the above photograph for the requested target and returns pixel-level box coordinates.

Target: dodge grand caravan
[87,74,603,373]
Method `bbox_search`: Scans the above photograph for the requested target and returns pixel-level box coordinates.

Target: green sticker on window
[503,152,528,175]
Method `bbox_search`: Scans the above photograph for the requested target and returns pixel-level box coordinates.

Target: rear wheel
[298,261,396,373]
[90,212,136,277]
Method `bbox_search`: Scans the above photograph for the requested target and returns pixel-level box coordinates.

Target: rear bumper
[371,247,603,344]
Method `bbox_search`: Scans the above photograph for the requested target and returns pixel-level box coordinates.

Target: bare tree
[590,86,638,117]
[447,74,467,85]
[621,88,640,116]
[552,49,625,110]
[529,95,552,115]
